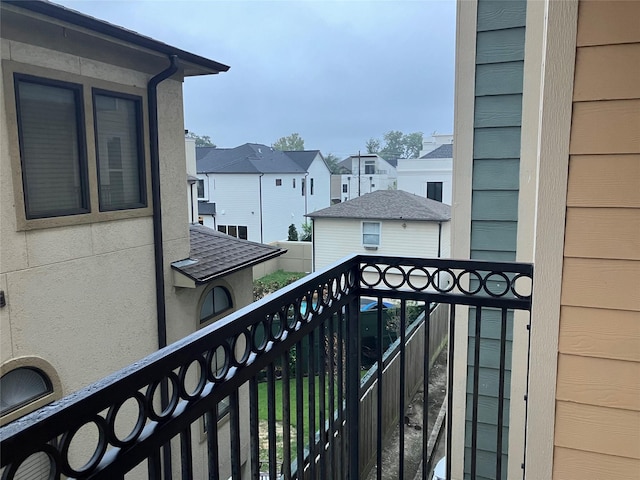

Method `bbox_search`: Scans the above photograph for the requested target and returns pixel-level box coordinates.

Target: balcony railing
[0,255,533,480]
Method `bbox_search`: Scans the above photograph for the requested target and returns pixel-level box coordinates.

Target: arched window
[199,285,232,324]
[0,358,61,426]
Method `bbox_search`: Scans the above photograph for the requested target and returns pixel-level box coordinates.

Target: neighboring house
[196,143,331,243]
[307,190,450,272]
[0,1,280,478]
[397,142,453,204]
[450,1,639,479]
[331,154,398,203]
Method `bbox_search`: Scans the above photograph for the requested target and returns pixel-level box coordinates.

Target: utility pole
[357,150,361,197]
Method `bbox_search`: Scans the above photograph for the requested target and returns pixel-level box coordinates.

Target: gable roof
[3,0,229,77]
[420,144,453,159]
[197,144,307,174]
[284,150,322,171]
[306,189,450,222]
[171,225,286,284]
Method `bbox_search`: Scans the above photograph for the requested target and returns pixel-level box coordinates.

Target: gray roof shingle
[284,150,321,170]
[197,144,307,174]
[420,144,453,159]
[306,190,450,222]
[171,225,286,283]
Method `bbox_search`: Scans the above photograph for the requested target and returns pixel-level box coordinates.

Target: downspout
[304,172,309,215]
[437,222,442,258]
[311,218,316,272]
[259,173,264,243]
[148,55,178,480]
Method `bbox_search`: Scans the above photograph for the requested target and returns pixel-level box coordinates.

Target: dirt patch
[364,347,448,480]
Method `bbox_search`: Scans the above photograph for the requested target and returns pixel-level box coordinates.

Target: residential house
[397,141,453,204]
[307,189,450,272]
[450,0,639,478]
[0,1,282,478]
[196,143,331,243]
[331,153,397,203]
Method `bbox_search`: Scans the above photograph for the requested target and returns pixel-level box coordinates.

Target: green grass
[256,270,306,286]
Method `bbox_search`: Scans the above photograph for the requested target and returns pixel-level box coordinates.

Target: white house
[331,154,398,203]
[196,143,331,243]
[397,142,453,205]
[307,189,450,272]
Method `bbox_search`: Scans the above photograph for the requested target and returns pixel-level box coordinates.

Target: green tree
[323,153,342,174]
[273,133,305,151]
[366,131,423,160]
[300,221,312,242]
[186,131,216,147]
[288,223,299,241]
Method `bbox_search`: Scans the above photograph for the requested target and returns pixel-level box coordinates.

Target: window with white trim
[196,179,205,199]
[217,225,248,240]
[362,221,381,247]
[199,285,233,324]
[427,182,443,202]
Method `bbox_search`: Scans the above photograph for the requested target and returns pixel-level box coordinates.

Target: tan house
[451,0,639,478]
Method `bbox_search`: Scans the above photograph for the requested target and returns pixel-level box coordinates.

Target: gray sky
[57,0,456,157]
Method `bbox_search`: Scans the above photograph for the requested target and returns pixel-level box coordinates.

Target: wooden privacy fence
[358,303,449,476]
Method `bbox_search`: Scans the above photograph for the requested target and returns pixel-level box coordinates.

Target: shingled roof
[284,150,323,170]
[420,143,453,159]
[306,190,450,222]
[171,225,286,284]
[197,144,307,174]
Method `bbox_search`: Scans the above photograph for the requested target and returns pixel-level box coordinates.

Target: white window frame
[362,221,381,248]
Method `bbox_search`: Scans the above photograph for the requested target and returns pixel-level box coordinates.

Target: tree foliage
[186,131,216,147]
[273,133,305,151]
[288,223,299,241]
[323,153,342,174]
[300,222,312,242]
[366,130,423,160]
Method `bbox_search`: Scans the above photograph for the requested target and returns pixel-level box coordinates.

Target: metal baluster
[422,302,431,480]
[308,328,316,480]
[296,340,304,479]
[471,307,482,480]
[205,409,219,480]
[446,305,456,480]
[376,297,384,480]
[496,308,508,480]
[346,296,360,480]
[319,322,327,480]
[268,364,277,479]
[229,391,241,480]
[180,424,193,480]
[399,299,407,479]
[283,351,292,479]
[249,378,260,480]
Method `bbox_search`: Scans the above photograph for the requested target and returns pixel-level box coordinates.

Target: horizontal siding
[471,191,519,221]
[467,337,513,370]
[573,43,640,101]
[558,306,640,362]
[553,447,640,480]
[469,308,515,341]
[476,0,526,32]
[567,155,640,208]
[475,28,526,64]
[556,354,640,411]
[470,220,517,252]
[569,99,640,155]
[472,159,520,190]
[469,250,516,262]
[564,208,640,260]
[576,0,640,47]
[465,395,510,426]
[466,367,511,399]
[474,94,522,127]
[554,401,640,459]
[475,61,524,96]
[473,127,522,159]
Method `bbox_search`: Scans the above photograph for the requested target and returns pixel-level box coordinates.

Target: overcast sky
[56,0,456,157]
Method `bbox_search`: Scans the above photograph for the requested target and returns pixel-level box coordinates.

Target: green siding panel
[472,190,519,221]
[469,308,515,340]
[470,249,517,262]
[476,28,526,64]
[474,94,523,128]
[465,423,510,454]
[477,0,527,32]
[476,62,524,96]
[467,337,513,370]
[473,159,520,190]
[474,127,522,159]
[470,220,518,251]
[464,449,509,480]
[466,367,512,399]
[466,394,511,426]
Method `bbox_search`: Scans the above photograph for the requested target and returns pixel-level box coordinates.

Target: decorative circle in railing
[178,356,207,400]
[484,271,511,297]
[146,372,179,421]
[271,312,284,340]
[360,263,383,287]
[251,320,268,353]
[329,278,340,303]
[339,272,348,294]
[105,392,146,448]
[232,331,250,366]
[511,273,533,299]
[59,415,108,477]
[405,266,431,291]
[285,303,297,329]
[457,270,484,296]
[4,447,58,480]
[381,265,406,289]
[208,344,230,382]
[432,268,456,293]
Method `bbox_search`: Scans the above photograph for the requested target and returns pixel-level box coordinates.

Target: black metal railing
[0,255,533,480]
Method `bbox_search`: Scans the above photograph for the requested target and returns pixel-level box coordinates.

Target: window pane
[197,179,205,198]
[200,289,214,322]
[228,225,237,237]
[0,368,52,415]
[238,226,248,240]
[363,222,380,245]
[95,93,145,210]
[213,286,231,314]
[217,225,227,234]
[16,79,88,218]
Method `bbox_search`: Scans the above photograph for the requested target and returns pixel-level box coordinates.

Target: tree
[273,133,305,151]
[366,131,423,160]
[288,223,299,241]
[186,131,216,147]
[323,153,342,174]
[300,222,312,242]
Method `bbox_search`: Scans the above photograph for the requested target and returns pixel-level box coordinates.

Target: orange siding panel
[561,258,640,311]
[555,401,640,459]
[556,354,640,410]
[566,155,640,208]
[553,447,640,480]
[577,0,640,47]
[564,208,640,260]
[569,100,640,155]
[559,306,640,362]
